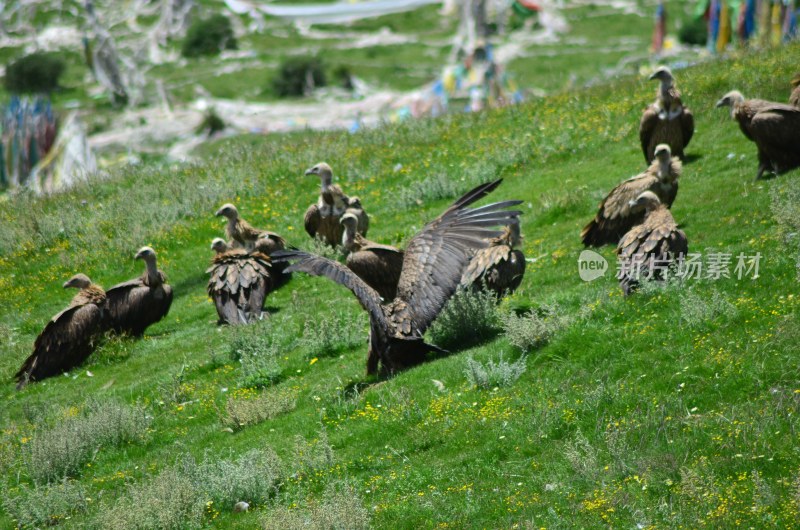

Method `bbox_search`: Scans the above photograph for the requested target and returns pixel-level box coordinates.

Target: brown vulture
[716,90,800,180]
[15,274,106,389]
[460,221,526,297]
[207,238,273,325]
[639,66,694,163]
[790,73,800,108]
[616,191,688,295]
[105,246,173,336]
[274,179,522,376]
[581,144,680,247]
[341,212,404,302]
[215,203,287,252]
[303,162,369,247]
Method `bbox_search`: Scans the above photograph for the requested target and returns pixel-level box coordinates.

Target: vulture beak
[628,199,638,208]
[62,280,72,288]
[648,71,659,81]
[214,207,225,217]
[304,168,315,176]
[715,98,726,108]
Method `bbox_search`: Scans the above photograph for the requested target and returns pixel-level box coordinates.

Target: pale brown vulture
[15,274,106,389]
[303,162,369,247]
[639,66,694,163]
[207,238,273,325]
[274,179,522,376]
[582,144,680,247]
[716,90,800,180]
[105,247,173,336]
[790,73,800,108]
[460,221,526,297]
[215,203,287,252]
[341,212,404,302]
[616,192,688,295]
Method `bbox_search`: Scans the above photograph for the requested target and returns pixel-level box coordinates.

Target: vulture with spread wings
[716,90,800,180]
[582,144,680,247]
[639,67,694,163]
[15,274,106,389]
[105,247,173,336]
[274,179,521,375]
[207,238,273,325]
[460,221,526,297]
[616,192,688,295]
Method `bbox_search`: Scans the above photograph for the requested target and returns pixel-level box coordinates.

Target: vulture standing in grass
[716,90,800,180]
[274,179,522,376]
[304,162,369,247]
[790,73,800,108]
[460,220,526,297]
[215,203,287,252]
[582,144,680,247]
[639,66,694,163]
[15,274,106,389]
[207,238,273,325]
[341,212,404,301]
[617,191,687,295]
[105,247,173,336]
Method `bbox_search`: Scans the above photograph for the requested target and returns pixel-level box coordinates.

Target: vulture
[105,246,173,336]
[15,274,106,389]
[790,73,800,108]
[341,212,404,302]
[616,191,688,295]
[639,66,694,163]
[303,162,369,247]
[215,203,287,252]
[207,238,273,325]
[716,90,800,180]
[460,220,526,297]
[274,179,522,376]
[581,144,680,247]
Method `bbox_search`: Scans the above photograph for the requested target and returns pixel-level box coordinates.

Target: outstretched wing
[272,249,386,328]
[392,179,522,335]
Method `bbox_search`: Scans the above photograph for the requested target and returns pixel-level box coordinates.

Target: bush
[500,304,569,353]
[272,57,326,97]
[262,481,370,530]
[292,430,334,477]
[222,388,297,431]
[300,313,364,359]
[2,479,89,528]
[23,400,151,485]
[4,52,65,93]
[464,352,527,389]
[428,288,500,349]
[679,288,737,327]
[182,14,237,58]
[229,326,283,388]
[678,17,708,46]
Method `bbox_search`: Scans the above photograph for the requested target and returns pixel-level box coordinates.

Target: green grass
[1,40,799,528]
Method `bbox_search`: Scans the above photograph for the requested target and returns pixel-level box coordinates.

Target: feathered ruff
[616,205,688,295]
[274,178,522,376]
[581,157,681,247]
[15,285,107,389]
[207,249,273,325]
[105,271,172,336]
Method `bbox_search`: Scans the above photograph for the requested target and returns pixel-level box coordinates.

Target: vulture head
[349,197,363,210]
[340,212,359,230]
[304,162,333,185]
[215,203,239,220]
[628,191,661,213]
[63,273,92,289]
[654,143,672,162]
[715,90,745,115]
[135,246,157,263]
[211,238,229,254]
[649,66,674,85]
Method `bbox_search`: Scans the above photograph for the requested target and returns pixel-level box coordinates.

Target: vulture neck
[143,259,160,285]
[342,226,357,250]
[319,174,333,193]
[658,79,673,103]
[657,158,671,178]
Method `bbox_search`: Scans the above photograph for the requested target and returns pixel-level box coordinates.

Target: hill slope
[1,43,799,528]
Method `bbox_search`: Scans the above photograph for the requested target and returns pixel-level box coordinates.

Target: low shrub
[300,313,364,359]
[2,479,89,528]
[292,430,334,477]
[182,14,237,58]
[679,288,737,327]
[222,388,297,431]
[262,481,370,530]
[230,326,283,388]
[500,304,569,353]
[23,400,150,485]
[464,352,527,389]
[428,288,500,350]
[272,57,326,97]
[4,52,65,93]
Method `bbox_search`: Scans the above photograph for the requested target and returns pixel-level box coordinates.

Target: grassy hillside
[1,41,799,528]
